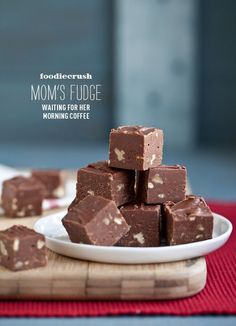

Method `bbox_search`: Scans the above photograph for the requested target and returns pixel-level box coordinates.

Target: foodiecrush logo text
[30,72,101,120]
[39,72,92,80]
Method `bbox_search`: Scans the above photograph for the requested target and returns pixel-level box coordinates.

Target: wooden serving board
[0,210,206,300]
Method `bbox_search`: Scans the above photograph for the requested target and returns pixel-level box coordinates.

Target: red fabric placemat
[0,201,235,317]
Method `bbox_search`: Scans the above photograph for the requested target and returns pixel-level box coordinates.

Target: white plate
[34,210,232,264]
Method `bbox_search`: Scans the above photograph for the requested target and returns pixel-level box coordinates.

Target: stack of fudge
[63,126,213,247]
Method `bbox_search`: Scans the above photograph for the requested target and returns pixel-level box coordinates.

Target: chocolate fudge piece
[109,126,163,170]
[75,161,135,206]
[163,195,213,246]
[137,165,187,204]
[62,195,130,246]
[117,203,161,247]
[1,176,45,217]
[0,225,47,271]
[32,169,66,198]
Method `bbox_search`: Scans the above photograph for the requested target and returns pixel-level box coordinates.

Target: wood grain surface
[0,209,206,300]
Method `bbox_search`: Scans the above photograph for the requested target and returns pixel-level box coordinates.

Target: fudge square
[32,169,66,198]
[109,126,163,170]
[1,176,45,217]
[116,203,161,247]
[137,165,187,204]
[62,195,130,246]
[75,161,135,206]
[0,225,47,271]
[163,195,213,246]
